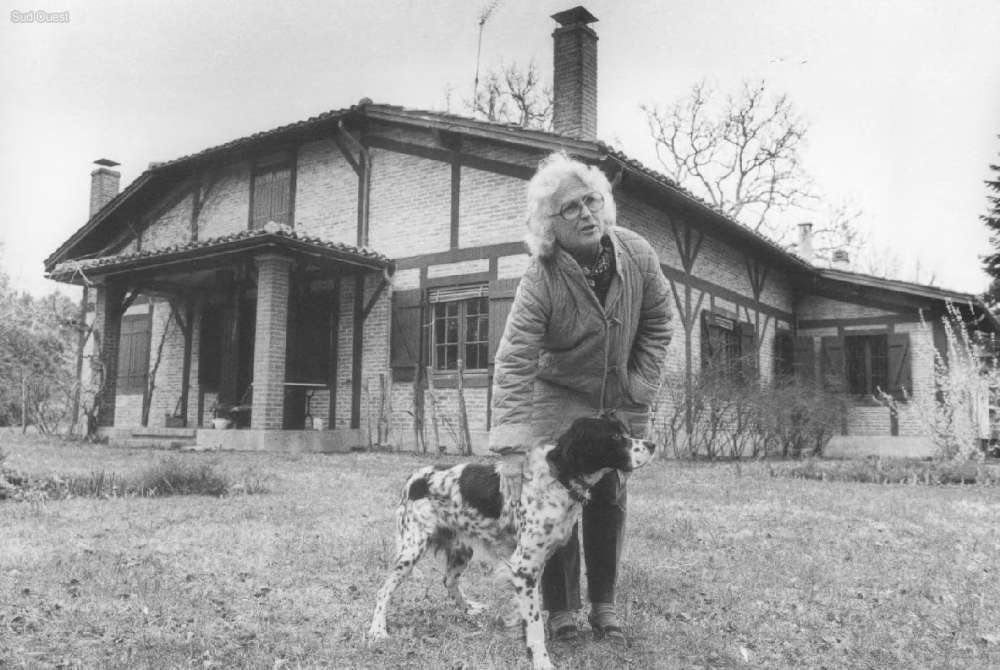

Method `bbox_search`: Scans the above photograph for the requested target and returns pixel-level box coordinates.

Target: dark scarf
[578,235,615,306]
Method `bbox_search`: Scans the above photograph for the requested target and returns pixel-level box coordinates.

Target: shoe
[548,611,579,642]
[589,614,626,645]
[552,623,579,642]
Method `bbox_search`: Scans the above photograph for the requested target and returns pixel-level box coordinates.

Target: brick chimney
[797,222,814,263]
[551,6,598,140]
[90,158,121,217]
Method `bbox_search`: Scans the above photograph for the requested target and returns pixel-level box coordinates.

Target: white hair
[524,152,616,258]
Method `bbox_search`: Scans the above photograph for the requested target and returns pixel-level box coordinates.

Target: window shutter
[117,313,151,394]
[390,288,424,382]
[700,311,712,369]
[252,166,292,229]
[793,336,816,384]
[737,322,757,377]
[488,278,519,362]
[820,336,845,392]
[887,332,912,400]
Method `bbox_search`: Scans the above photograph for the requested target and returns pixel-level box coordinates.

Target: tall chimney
[797,222,814,263]
[551,6,598,140]
[90,158,121,217]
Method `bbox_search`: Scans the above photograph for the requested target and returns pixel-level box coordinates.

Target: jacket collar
[551,227,624,313]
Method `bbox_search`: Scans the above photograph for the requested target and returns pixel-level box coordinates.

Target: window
[701,311,756,381]
[117,313,151,394]
[250,159,293,229]
[433,296,489,371]
[703,313,741,375]
[844,334,888,395]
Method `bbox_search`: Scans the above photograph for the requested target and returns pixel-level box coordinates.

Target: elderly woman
[490,152,673,642]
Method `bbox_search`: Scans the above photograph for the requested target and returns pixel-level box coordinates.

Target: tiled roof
[817,266,981,303]
[48,222,391,283]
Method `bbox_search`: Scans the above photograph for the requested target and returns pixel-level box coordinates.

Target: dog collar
[548,463,591,504]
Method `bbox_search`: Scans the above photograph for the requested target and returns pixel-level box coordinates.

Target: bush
[772,457,1000,486]
[653,368,841,460]
[0,457,269,501]
[877,303,999,462]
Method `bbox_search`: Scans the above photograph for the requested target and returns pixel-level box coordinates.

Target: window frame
[844,333,889,397]
[431,294,490,374]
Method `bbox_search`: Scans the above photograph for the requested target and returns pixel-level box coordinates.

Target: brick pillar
[94,282,124,427]
[251,254,293,429]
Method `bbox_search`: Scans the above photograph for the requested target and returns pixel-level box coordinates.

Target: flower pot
[212,418,232,430]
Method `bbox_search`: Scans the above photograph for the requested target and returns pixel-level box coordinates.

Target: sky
[1,0,998,298]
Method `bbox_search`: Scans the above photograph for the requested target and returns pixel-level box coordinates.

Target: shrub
[132,457,229,497]
[877,303,999,462]
[0,457,269,501]
[653,367,841,460]
[773,457,1000,486]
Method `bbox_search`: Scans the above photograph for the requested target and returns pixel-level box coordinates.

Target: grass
[2,434,1000,669]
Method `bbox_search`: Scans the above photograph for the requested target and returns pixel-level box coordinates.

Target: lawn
[2,432,1000,669]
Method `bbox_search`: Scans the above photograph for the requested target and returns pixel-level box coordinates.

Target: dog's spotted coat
[367,416,656,670]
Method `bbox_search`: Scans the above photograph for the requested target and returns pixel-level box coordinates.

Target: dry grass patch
[2,437,1000,668]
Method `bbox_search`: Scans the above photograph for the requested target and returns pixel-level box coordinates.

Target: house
[46,6,997,455]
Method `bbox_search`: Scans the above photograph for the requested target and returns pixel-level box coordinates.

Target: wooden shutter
[793,336,816,384]
[117,313,151,394]
[252,165,292,229]
[820,336,845,392]
[488,278,519,362]
[887,332,912,400]
[390,288,424,382]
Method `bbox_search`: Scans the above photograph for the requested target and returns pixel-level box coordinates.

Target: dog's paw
[366,627,389,644]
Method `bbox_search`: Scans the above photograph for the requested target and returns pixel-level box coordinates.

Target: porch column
[251,254,293,430]
[94,281,124,427]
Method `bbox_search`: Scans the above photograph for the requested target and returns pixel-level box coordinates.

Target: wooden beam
[328,277,341,428]
[351,273,365,429]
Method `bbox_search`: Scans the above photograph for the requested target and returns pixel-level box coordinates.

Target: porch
[52,225,394,448]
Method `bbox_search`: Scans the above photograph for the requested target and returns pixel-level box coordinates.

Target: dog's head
[545,415,656,481]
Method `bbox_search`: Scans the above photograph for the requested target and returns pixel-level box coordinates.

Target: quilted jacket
[489,226,673,452]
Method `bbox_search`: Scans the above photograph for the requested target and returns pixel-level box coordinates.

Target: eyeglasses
[551,192,605,221]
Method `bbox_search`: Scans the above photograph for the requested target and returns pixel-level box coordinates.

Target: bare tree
[643,79,866,260]
[462,60,553,131]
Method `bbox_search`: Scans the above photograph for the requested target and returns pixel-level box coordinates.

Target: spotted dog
[367,415,656,670]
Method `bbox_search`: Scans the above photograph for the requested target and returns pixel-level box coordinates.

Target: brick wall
[459,167,525,247]
[369,149,451,257]
[144,193,193,250]
[198,162,251,239]
[294,138,357,241]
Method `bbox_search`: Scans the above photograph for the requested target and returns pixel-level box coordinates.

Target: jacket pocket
[624,369,659,407]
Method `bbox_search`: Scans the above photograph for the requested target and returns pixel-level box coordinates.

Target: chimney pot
[551,6,599,140]
[831,249,850,270]
[89,159,121,218]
